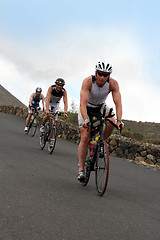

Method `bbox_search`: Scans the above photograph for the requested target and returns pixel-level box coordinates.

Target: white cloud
[0,27,159,122]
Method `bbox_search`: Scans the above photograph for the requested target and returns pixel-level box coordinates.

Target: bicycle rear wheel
[82,145,91,187]
[95,140,109,196]
[30,118,37,137]
[48,125,57,154]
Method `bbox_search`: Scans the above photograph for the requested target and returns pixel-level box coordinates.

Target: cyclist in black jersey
[40,78,68,147]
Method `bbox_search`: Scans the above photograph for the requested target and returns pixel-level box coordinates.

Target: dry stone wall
[0,104,160,169]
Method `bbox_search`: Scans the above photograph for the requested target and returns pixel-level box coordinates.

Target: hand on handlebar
[83,120,90,129]
[117,121,124,131]
[45,109,50,115]
[64,112,68,119]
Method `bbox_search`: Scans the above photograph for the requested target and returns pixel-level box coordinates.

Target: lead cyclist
[77,61,124,182]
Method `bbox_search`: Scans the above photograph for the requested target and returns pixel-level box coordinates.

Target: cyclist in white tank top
[87,75,110,108]
[77,61,124,182]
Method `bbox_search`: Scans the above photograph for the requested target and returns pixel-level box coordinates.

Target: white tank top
[87,75,110,108]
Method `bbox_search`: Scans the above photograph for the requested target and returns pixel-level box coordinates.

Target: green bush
[59,112,78,125]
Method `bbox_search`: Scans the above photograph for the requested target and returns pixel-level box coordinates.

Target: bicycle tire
[48,125,57,154]
[27,121,32,134]
[40,132,47,150]
[82,145,91,187]
[95,140,109,196]
[27,115,34,135]
[30,117,37,137]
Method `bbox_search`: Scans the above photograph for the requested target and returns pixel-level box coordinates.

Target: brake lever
[105,108,115,120]
[119,123,122,133]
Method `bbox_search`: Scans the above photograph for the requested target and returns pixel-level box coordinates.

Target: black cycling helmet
[55,78,65,86]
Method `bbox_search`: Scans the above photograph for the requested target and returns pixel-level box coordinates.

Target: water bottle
[90,139,96,157]
[95,135,99,142]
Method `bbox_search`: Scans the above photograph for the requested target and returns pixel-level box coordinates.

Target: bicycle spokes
[95,141,109,196]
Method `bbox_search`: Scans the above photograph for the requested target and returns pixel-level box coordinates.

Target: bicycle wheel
[27,121,32,134]
[27,115,34,134]
[95,140,109,196]
[82,145,91,187]
[48,125,57,154]
[40,132,47,150]
[30,117,37,137]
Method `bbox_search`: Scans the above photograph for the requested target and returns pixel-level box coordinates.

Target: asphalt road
[0,112,160,240]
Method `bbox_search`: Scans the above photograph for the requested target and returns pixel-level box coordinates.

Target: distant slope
[123,120,160,136]
[0,85,25,106]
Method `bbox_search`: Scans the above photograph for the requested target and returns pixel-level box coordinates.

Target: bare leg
[78,128,90,172]
[103,115,116,140]
[51,119,56,139]
[42,114,50,126]
[26,113,32,126]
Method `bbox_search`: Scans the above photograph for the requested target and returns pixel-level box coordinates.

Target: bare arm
[110,78,122,121]
[80,77,91,122]
[41,94,45,110]
[46,87,52,113]
[29,93,34,106]
[63,90,68,113]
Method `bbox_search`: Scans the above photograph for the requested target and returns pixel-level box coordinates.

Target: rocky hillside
[0,84,25,106]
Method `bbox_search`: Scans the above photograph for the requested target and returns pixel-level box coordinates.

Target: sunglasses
[97,71,110,77]
[56,83,63,87]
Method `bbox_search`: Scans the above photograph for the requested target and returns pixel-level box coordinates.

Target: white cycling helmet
[95,61,112,73]
[36,87,42,92]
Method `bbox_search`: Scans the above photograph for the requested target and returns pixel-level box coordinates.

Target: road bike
[39,111,62,154]
[25,107,40,137]
[81,108,122,196]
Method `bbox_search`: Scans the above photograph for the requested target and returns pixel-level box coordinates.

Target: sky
[0,0,160,122]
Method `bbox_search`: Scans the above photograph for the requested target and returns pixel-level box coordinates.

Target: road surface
[0,112,160,240]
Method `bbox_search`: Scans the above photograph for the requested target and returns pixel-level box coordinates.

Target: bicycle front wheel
[30,118,37,137]
[40,132,47,150]
[48,125,57,154]
[27,121,32,134]
[95,140,109,196]
[82,145,91,187]
[27,115,34,135]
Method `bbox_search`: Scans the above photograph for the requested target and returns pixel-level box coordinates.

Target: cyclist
[24,87,45,132]
[40,78,68,146]
[77,61,124,181]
